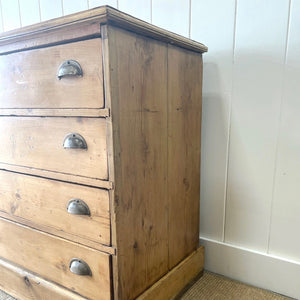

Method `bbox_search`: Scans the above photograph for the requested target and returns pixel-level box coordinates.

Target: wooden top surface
[0,6,207,54]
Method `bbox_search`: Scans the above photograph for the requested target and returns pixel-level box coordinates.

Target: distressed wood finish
[0,257,88,300]
[104,25,204,299]
[106,26,169,300]
[0,210,114,254]
[0,217,111,300]
[101,25,120,296]
[0,39,104,108]
[137,247,205,300]
[0,117,108,179]
[167,45,203,268]
[0,162,113,190]
[0,23,101,55]
[0,170,110,245]
[0,6,207,55]
[0,6,206,300]
[0,108,109,117]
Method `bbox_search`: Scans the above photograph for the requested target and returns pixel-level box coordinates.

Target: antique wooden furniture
[0,6,207,300]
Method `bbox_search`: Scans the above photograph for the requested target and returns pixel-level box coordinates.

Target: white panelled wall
[0,0,299,298]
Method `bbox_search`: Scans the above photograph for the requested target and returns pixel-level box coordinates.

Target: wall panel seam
[222,0,238,243]
[61,0,64,16]
[38,0,42,22]
[150,0,152,23]
[188,0,191,38]
[266,0,292,254]
[17,0,21,27]
[0,0,4,31]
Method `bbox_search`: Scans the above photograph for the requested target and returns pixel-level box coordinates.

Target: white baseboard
[200,237,300,299]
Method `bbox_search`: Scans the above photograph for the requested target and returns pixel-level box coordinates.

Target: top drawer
[0,39,104,108]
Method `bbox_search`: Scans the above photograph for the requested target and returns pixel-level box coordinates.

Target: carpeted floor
[0,291,13,300]
[0,271,293,299]
[180,271,292,300]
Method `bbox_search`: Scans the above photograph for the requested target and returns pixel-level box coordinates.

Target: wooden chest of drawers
[0,6,207,300]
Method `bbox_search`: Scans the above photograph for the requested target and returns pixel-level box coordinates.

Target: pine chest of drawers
[0,6,207,300]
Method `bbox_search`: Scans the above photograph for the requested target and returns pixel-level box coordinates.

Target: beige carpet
[0,271,293,299]
[0,291,13,300]
[179,271,292,300]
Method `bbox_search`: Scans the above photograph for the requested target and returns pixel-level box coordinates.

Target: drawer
[0,217,111,300]
[0,170,110,245]
[0,39,103,108]
[0,117,108,179]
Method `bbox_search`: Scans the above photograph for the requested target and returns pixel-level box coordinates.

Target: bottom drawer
[0,217,111,300]
[0,257,87,300]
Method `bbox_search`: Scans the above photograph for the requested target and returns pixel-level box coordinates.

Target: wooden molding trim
[105,8,207,53]
[136,246,205,300]
[0,108,110,117]
[0,6,207,54]
[0,163,113,189]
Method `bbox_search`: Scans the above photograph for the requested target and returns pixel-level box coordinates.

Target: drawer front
[0,217,111,300]
[0,39,103,108]
[0,117,108,179]
[0,170,110,245]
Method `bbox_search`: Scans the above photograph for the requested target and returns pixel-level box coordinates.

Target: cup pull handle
[57,60,83,80]
[63,133,87,150]
[69,259,92,276]
[67,199,90,216]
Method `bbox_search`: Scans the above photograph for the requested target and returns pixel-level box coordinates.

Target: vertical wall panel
[63,0,88,15]
[191,0,236,241]
[152,0,189,37]
[225,0,290,251]
[0,5,3,33]
[19,0,40,27]
[269,0,300,261]
[39,0,63,21]
[1,0,20,31]
[119,0,151,22]
[88,0,117,9]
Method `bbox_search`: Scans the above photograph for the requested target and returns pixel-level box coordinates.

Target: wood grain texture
[0,108,110,117]
[101,24,120,297]
[0,257,87,300]
[0,38,103,108]
[0,6,207,55]
[0,162,113,190]
[0,217,111,300]
[106,26,169,300]
[0,23,101,55]
[0,10,205,300]
[0,209,115,254]
[103,25,204,299]
[0,117,108,179]
[0,170,110,245]
[167,45,203,268]
[137,246,204,300]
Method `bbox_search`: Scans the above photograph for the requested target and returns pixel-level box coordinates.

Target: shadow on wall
[200,52,288,254]
[200,61,230,240]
